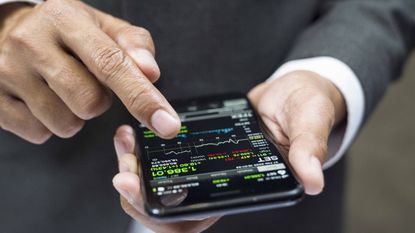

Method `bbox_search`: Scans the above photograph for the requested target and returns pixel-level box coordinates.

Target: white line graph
[165,149,192,155]
[195,138,249,148]
[148,138,250,156]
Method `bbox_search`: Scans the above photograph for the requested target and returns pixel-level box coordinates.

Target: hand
[248,71,346,195]
[0,0,180,144]
[112,125,220,233]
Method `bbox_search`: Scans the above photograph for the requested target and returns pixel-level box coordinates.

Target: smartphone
[136,93,304,221]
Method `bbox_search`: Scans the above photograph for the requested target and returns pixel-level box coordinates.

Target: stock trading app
[137,97,296,208]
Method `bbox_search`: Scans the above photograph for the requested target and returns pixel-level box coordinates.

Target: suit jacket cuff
[267,56,365,169]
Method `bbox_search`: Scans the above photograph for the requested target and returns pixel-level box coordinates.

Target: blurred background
[345,52,415,233]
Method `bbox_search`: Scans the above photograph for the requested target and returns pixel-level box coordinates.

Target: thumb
[92,9,160,82]
[288,133,326,195]
[285,96,335,195]
[113,172,146,214]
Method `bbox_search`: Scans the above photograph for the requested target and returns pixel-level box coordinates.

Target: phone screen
[136,94,303,218]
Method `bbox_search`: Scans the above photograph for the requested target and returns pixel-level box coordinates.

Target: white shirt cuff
[0,0,42,5]
[268,56,365,169]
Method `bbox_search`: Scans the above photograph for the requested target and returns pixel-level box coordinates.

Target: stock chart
[138,97,291,198]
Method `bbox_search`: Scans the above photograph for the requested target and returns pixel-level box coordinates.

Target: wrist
[0,3,33,41]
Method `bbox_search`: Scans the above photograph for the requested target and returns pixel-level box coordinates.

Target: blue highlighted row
[190,127,234,135]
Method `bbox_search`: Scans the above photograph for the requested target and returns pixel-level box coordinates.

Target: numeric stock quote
[137,97,292,201]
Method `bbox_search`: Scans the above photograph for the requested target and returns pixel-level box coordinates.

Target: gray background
[345,52,415,233]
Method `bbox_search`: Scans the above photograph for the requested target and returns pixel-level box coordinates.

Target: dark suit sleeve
[286,0,415,122]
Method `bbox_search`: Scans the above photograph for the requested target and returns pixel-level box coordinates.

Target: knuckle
[45,66,112,119]
[31,130,53,145]
[255,104,268,118]
[125,26,151,39]
[40,0,92,30]
[126,85,155,114]
[119,26,155,53]
[93,46,128,81]
[6,28,45,60]
[134,27,155,52]
[7,27,32,48]
[76,88,111,119]
[59,117,84,138]
[135,27,151,37]
[0,115,53,145]
[40,0,69,21]
[33,97,83,138]
[0,100,53,144]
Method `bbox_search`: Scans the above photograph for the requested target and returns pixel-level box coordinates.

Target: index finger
[54,8,180,138]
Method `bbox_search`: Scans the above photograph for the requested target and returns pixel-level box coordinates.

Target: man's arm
[286,0,415,122]
[263,0,415,169]
[247,0,415,195]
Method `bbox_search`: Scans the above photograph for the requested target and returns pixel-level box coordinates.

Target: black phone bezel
[136,93,304,220]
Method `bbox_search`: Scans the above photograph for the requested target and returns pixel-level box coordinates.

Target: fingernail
[130,49,160,79]
[307,156,324,195]
[309,155,323,173]
[115,186,134,204]
[151,109,180,138]
[160,192,187,207]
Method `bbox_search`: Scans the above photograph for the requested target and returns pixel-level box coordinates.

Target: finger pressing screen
[55,8,180,139]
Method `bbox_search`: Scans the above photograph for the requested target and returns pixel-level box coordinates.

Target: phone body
[136,93,304,221]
